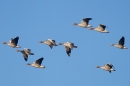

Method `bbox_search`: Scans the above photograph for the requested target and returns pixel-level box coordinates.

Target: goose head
[26,63,31,66]
[2,42,7,44]
[38,41,44,43]
[95,66,101,68]
[72,23,78,26]
[110,44,116,46]
[57,43,64,46]
[16,50,21,52]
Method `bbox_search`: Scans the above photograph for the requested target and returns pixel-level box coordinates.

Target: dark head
[16,50,21,52]
[26,63,31,66]
[95,66,100,68]
[110,44,115,46]
[72,23,78,26]
[58,43,63,46]
[2,42,7,44]
[38,41,44,43]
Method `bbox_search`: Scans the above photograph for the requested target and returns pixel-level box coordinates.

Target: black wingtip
[16,36,19,38]
[67,53,71,57]
[41,57,44,59]
[24,58,27,61]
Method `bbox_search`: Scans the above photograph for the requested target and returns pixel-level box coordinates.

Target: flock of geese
[2,18,128,73]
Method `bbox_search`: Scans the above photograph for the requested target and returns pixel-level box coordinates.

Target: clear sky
[0,0,130,86]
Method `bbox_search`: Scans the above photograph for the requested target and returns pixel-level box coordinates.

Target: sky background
[0,0,130,86]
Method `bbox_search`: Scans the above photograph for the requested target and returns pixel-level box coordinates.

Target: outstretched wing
[99,24,106,30]
[21,51,28,61]
[35,57,44,65]
[49,45,53,49]
[24,48,31,53]
[118,36,125,46]
[82,18,92,24]
[23,54,28,61]
[11,36,19,45]
[52,40,55,43]
[65,46,71,57]
[106,64,113,68]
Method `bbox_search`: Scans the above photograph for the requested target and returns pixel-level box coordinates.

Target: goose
[39,39,58,49]
[95,63,116,73]
[2,36,21,48]
[94,24,109,33]
[110,36,128,49]
[72,18,93,30]
[16,48,34,61]
[58,42,77,57]
[26,57,45,68]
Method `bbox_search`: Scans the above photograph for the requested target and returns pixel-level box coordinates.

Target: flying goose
[58,42,77,57]
[94,24,109,33]
[39,39,58,49]
[110,36,128,49]
[2,36,21,48]
[72,18,93,30]
[95,63,116,73]
[26,57,45,68]
[16,48,34,61]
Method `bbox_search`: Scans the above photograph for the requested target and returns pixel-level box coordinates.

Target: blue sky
[0,0,130,86]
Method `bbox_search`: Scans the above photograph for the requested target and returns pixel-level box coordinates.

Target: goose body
[58,42,77,57]
[2,36,21,48]
[27,57,45,68]
[94,24,109,33]
[110,36,128,49]
[39,39,57,49]
[73,18,93,30]
[96,63,116,73]
[16,48,34,61]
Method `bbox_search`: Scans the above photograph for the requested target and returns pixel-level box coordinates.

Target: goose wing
[99,24,106,31]
[46,40,52,45]
[11,36,19,45]
[70,43,75,48]
[35,57,44,65]
[82,18,92,24]
[24,48,31,53]
[23,54,28,61]
[65,46,71,57]
[118,36,125,46]
[22,52,28,61]
[106,64,113,68]
[49,45,53,49]
[52,40,57,45]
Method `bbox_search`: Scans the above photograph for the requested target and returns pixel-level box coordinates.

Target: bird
[72,18,93,30]
[2,36,21,48]
[39,39,58,49]
[26,57,45,68]
[16,48,34,61]
[58,42,77,57]
[93,24,109,33]
[110,36,128,49]
[95,63,116,73]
